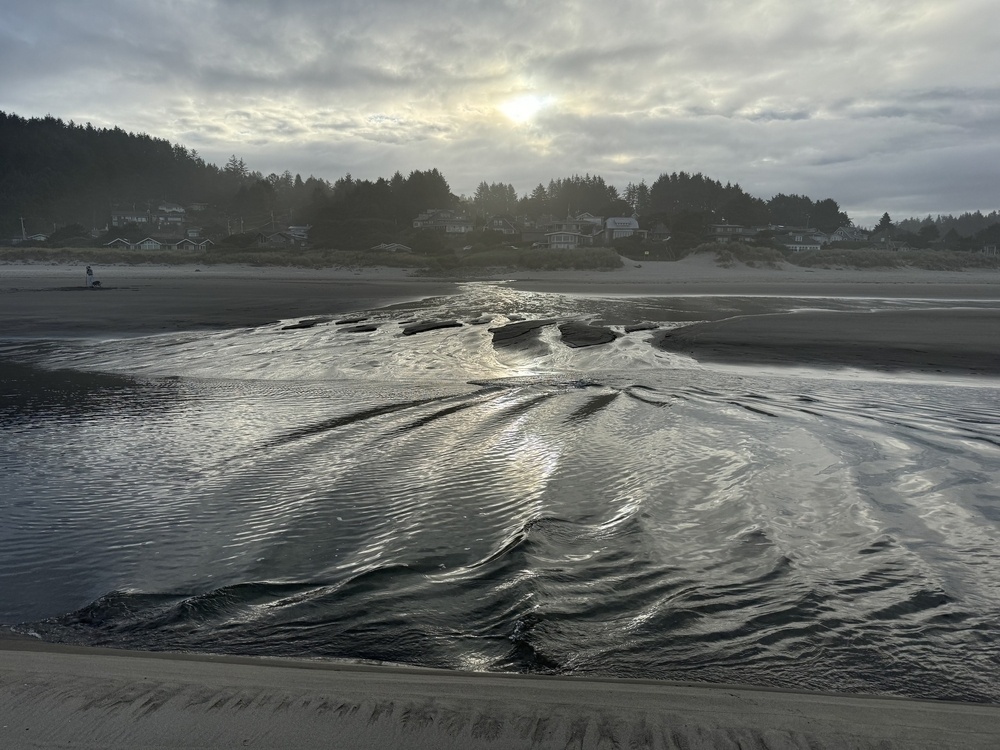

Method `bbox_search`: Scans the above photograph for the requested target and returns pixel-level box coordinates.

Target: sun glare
[500,94,553,124]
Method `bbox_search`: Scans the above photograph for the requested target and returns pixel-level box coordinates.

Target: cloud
[2,0,999,223]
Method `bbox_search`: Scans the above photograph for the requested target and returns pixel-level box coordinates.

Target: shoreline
[3,633,999,749]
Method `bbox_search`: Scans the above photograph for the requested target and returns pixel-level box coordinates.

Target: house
[776,232,822,252]
[830,225,869,243]
[104,237,132,249]
[111,209,150,227]
[486,216,519,235]
[544,212,604,235]
[604,217,647,243]
[176,238,214,251]
[288,225,311,241]
[133,236,181,251]
[571,212,604,232]
[370,242,412,253]
[256,231,296,247]
[412,209,474,233]
[545,231,594,249]
[707,224,759,243]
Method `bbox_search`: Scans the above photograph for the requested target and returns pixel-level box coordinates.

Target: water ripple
[3,286,1000,702]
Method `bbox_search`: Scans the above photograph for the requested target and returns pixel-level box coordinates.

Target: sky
[2,0,999,227]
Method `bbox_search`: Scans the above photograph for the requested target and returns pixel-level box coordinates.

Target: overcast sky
[2,0,999,226]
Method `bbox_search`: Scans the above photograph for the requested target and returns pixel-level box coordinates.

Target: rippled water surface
[2,283,1000,702]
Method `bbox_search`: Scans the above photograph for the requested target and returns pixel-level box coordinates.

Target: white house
[134,237,173,250]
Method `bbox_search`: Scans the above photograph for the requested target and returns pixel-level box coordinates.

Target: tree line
[4,110,997,251]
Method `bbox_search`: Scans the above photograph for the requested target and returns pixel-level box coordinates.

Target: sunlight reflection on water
[2,285,1000,701]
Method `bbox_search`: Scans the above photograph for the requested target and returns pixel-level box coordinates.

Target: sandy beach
[3,255,1000,373]
[0,263,459,337]
[3,633,999,749]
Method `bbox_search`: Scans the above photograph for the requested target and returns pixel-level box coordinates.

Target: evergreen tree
[874,212,894,234]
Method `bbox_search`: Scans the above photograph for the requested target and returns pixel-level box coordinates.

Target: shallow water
[2,283,999,702]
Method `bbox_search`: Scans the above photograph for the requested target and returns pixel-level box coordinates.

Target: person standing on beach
[86,265,94,287]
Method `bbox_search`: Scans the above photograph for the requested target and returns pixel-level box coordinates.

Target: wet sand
[655,308,1000,375]
[4,257,999,374]
[0,264,457,337]
[3,634,999,749]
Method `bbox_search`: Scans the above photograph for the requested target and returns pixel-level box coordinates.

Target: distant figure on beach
[86,266,94,286]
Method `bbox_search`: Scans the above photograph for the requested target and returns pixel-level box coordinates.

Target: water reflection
[1,286,999,703]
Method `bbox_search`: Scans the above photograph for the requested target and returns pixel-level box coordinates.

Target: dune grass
[786,247,1000,270]
[683,242,1000,271]
[1,245,624,272]
[5,244,996,272]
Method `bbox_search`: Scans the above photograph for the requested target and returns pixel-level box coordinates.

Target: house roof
[606,217,639,229]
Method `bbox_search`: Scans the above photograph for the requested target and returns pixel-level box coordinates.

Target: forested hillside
[3,110,863,248]
[0,112,237,237]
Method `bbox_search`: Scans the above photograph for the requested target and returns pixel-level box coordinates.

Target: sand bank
[0,263,457,337]
[3,635,999,749]
[4,255,1000,339]
[506,253,1000,299]
[655,308,1000,375]
[4,259,999,375]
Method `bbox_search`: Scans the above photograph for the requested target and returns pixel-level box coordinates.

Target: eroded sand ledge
[3,635,1000,749]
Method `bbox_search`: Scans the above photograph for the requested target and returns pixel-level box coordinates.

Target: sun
[500,94,553,124]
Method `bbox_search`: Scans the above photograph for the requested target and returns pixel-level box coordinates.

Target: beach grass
[4,244,998,273]
[785,246,1000,270]
[1,245,624,272]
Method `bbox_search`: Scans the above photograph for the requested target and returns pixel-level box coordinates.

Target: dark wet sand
[0,266,457,337]
[3,634,999,749]
[655,308,1000,375]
